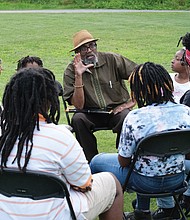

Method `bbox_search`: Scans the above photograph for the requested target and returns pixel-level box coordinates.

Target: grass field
[1,10,190,217]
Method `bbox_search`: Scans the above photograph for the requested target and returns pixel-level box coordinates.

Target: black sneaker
[152,207,180,220]
[124,209,153,220]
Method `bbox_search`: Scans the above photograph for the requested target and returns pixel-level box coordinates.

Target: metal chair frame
[122,129,190,220]
[59,84,111,132]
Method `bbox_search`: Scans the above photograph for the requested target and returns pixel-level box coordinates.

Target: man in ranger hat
[63,29,137,162]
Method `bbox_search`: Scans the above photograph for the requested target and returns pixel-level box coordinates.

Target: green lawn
[1,10,190,217]
[1,11,189,100]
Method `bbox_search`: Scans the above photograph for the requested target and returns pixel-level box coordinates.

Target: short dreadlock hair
[16,55,43,71]
[177,32,190,66]
[0,67,60,171]
[182,32,190,51]
[129,62,174,108]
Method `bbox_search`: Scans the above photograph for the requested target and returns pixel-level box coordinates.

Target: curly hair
[16,55,43,71]
[182,32,190,51]
[129,62,174,108]
[177,32,190,66]
[0,67,60,171]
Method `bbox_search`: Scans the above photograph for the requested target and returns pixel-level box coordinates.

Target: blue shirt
[118,102,190,177]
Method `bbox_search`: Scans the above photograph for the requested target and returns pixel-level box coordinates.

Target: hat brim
[69,38,99,52]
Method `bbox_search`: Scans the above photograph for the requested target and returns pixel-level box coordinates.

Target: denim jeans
[90,153,185,210]
[154,159,190,209]
[184,160,190,196]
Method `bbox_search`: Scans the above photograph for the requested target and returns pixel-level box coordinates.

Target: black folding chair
[0,168,77,220]
[58,83,111,133]
[122,129,190,220]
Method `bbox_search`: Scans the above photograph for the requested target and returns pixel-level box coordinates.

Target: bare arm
[112,100,136,115]
[71,53,93,109]
[186,153,190,160]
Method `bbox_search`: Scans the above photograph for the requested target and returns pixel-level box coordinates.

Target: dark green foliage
[0,0,189,9]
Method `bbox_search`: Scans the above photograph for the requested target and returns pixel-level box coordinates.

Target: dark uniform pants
[71,108,130,162]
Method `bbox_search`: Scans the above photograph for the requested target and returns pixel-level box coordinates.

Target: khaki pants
[82,172,116,220]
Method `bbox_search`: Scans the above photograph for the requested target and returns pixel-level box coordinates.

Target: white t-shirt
[170,73,190,103]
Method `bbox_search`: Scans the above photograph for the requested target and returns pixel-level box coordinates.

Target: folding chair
[122,129,190,220]
[58,83,111,133]
[178,171,190,217]
[0,168,77,220]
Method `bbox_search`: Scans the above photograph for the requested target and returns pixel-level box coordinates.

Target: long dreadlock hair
[0,67,60,171]
[129,62,174,108]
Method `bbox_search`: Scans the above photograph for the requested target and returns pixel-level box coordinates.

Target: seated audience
[90,61,190,220]
[152,32,190,220]
[170,32,190,103]
[16,55,43,70]
[0,67,124,220]
[16,55,62,96]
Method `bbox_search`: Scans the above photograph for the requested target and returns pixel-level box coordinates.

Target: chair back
[137,129,190,157]
[123,129,190,191]
[0,168,77,220]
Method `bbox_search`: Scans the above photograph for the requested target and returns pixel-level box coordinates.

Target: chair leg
[185,207,190,217]
[173,195,187,220]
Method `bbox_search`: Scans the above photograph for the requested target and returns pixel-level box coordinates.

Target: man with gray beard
[63,29,137,162]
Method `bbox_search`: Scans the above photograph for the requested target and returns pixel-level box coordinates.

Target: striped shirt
[0,118,92,220]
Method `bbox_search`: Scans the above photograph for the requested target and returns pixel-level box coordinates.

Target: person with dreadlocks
[149,32,190,220]
[90,62,190,220]
[170,32,190,103]
[16,55,63,97]
[0,67,124,220]
[16,55,43,70]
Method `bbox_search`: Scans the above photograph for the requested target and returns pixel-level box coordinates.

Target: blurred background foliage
[0,0,189,10]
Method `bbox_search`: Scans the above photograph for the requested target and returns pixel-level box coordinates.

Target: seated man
[0,67,124,220]
[63,29,137,162]
[90,61,190,220]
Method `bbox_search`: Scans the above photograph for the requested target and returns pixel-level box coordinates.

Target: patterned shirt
[0,118,92,220]
[118,102,190,177]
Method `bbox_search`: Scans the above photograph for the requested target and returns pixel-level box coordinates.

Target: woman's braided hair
[0,67,60,171]
[129,62,174,108]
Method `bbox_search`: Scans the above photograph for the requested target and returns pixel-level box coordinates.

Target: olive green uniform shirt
[63,52,137,110]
